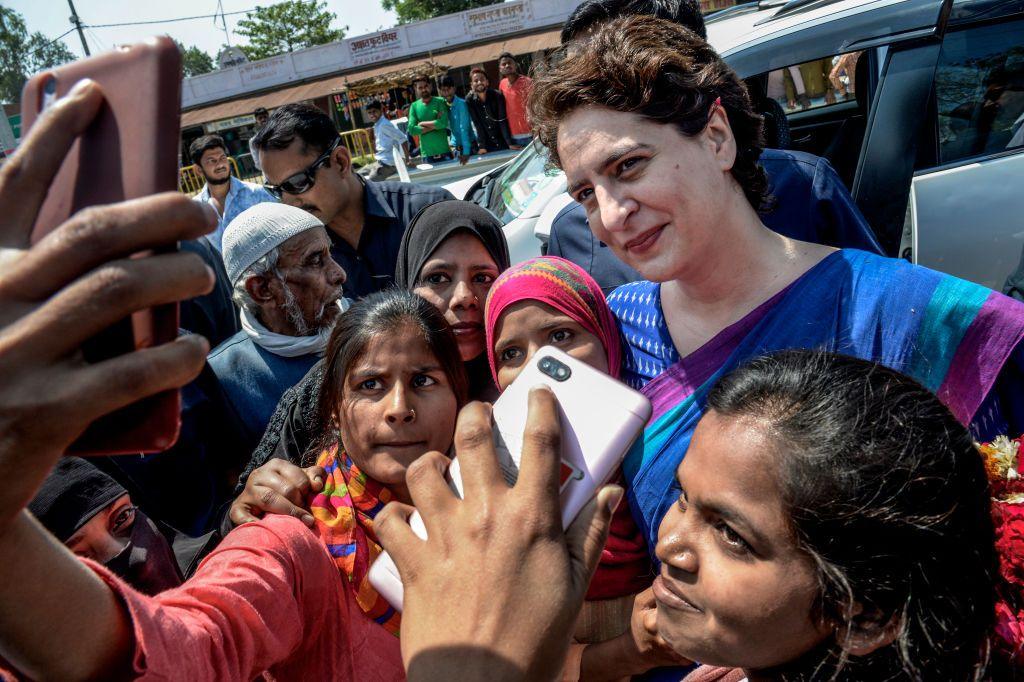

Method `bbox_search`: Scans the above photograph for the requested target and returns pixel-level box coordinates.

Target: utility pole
[67,0,90,57]
[216,0,232,48]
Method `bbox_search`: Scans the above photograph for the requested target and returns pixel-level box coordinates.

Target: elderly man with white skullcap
[208,203,348,450]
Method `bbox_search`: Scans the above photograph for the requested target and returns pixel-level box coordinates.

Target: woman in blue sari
[529,16,1024,554]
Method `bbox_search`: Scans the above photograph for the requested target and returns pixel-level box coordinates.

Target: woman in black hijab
[30,458,219,594]
[220,200,510,528]
[396,200,510,401]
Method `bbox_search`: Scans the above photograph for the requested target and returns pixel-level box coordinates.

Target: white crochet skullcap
[222,203,325,285]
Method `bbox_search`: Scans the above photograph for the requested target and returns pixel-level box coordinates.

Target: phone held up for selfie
[368,345,652,611]
[20,37,183,456]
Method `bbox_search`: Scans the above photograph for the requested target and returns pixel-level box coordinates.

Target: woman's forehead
[350,325,435,371]
[559,109,659,177]
[680,412,790,530]
[426,231,494,264]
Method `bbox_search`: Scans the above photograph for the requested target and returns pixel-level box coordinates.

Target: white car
[445,139,571,266]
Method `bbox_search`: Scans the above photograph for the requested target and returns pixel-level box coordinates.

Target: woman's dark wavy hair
[315,289,469,454]
[707,350,997,680]
[529,15,769,211]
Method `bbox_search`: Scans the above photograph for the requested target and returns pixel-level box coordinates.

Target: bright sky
[9,1,399,61]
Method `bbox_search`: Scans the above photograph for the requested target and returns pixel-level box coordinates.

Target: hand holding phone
[0,78,214,533]
[370,346,651,610]
[20,37,184,455]
[374,386,626,680]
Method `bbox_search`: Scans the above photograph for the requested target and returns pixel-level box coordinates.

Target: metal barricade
[178,164,205,195]
[339,128,376,167]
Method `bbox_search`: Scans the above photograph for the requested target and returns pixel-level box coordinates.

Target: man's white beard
[278,276,341,337]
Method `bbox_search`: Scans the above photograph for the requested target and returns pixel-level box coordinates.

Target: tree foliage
[0,7,75,104]
[235,1,347,61]
[381,0,503,24]
[174,40,214,78]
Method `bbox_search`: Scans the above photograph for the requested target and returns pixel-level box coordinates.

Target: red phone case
[20,37,183,455]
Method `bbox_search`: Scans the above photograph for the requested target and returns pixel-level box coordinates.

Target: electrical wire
[85,9,255,29]
[26,28,77,60]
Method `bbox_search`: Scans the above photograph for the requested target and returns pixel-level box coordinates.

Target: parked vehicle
[446,0,1024,293]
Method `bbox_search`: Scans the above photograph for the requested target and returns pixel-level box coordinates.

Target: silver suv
[452,0,1024,292]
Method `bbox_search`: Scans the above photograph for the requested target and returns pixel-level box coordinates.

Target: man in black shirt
[253,103,452,299]
[465,67,516,153]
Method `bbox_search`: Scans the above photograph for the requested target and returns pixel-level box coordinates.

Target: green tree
[0,7,75,104]
[381,0,502,24]
[173,40,214,78]
[235,1,347,61]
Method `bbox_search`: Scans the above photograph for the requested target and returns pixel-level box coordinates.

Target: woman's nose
[384,385,415,424]
[596,185,637,234]
[450,279,477,309]
[654,507,700,575]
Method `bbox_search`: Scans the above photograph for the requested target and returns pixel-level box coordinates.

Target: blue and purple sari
[607,249,1024,556]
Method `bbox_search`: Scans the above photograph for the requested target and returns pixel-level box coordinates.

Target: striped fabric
[611,249,1024,558]
[310,446,400,636]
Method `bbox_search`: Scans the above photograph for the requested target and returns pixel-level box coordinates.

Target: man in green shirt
[407,75,452,163]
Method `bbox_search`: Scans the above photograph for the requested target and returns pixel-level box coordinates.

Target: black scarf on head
[394,200,511,290]
[394,200,510,402]
[29,457,127,543]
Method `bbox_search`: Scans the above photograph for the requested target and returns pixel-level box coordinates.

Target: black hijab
[29,457,127,543]
[394,200,511,290]
[395,200,510,401]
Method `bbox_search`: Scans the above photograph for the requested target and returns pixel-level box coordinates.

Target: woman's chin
[457,340,485,363]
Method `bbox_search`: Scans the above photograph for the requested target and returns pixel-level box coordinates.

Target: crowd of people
[1,0,1023,680]
[362,51,534,176]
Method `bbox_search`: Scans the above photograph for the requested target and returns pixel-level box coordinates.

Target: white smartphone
[368,345,652,611]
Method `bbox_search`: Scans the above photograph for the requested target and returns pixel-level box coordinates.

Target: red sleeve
[86,515,337,680]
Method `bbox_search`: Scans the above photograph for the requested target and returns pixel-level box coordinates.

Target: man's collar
[361,175,397,219]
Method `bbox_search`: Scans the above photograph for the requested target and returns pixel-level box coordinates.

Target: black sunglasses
[263,138,340,199]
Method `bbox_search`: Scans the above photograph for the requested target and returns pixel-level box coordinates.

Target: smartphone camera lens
[538,356,572,382]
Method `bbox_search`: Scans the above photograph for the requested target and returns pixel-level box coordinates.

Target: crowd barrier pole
[178,165,205,195]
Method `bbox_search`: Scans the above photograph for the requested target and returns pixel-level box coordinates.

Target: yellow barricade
[179,164,205,195]
[339,129,375,165]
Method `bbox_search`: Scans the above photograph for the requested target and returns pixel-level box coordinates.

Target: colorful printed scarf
[310,446,401,636]
[485,256,622,384]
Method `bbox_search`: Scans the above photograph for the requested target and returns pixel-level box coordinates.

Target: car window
[766,51,864,113]
[486,140,562,223]
[935,19,1024,165]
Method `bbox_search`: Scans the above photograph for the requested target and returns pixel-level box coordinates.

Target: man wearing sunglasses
[253,103,453,299]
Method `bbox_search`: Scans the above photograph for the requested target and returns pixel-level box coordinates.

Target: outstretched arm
[0,79,215,680]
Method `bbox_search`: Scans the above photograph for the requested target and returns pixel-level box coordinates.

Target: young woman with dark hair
[658,350,998,680]
[0,289,466,680]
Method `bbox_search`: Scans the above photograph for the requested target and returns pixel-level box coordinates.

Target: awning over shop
[433,27,561,71]
[344,60,449,97]
[180,28,563,129]
[180,75,346,128]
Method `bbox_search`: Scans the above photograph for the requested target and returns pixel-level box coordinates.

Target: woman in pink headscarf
[485,256,689,680]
